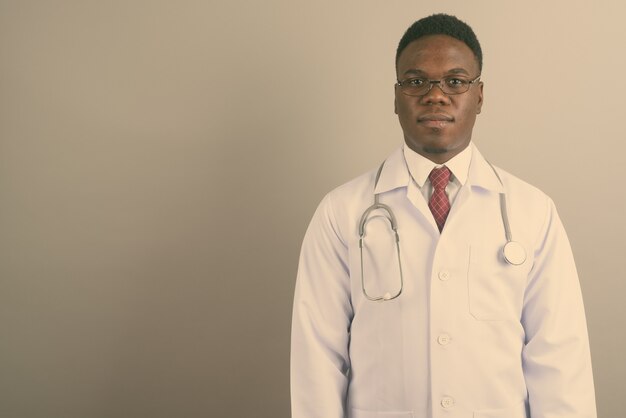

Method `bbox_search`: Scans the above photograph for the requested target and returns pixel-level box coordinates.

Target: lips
[417,113,454,128]
[417,113,454,122]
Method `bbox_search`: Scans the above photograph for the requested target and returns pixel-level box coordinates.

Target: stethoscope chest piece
[503,240,526,266]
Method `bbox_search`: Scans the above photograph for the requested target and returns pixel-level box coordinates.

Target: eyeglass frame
[395,74,481,96]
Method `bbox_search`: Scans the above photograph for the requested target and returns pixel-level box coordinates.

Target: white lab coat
[291,144,596,418]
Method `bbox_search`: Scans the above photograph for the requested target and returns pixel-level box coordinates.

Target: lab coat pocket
[350,408,414,418]
[473,399,528,418]
[467,246,527,321]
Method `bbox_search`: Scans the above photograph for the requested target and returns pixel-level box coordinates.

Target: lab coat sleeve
[291,192,353,418]
[521,197,597,418]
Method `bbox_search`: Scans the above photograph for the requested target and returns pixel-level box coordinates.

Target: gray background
[1,1,623,417]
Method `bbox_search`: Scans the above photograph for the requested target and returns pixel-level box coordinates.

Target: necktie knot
[429,166,451,190]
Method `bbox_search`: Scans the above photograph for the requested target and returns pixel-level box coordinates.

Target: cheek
[466,93,482,115]
[459,100,480,121]
[395,97,415,119]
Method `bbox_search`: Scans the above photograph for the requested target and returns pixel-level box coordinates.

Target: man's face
[395,35,483,164]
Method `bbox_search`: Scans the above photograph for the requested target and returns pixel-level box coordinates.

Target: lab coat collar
[403,142,472,188]
[466,143,505,193]
[374,142,504,195]
[373,147,410,195]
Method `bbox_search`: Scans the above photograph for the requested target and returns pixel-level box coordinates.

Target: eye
[445,78,467,88]
[405,78,426,87]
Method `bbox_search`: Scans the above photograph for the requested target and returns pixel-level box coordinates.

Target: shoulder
[317,166,378,228]
[326,146,406,206]
[309,160,388,245]
[326,168,377,205]
[487,163,564,250]
[471,144,553,210]
[492,165,550,202]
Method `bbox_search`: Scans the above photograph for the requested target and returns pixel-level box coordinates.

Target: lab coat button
[437,333,451,345]
[441,396,455,409]
[438,270,450,281]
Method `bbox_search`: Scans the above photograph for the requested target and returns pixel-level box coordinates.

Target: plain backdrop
[1,1,624,417]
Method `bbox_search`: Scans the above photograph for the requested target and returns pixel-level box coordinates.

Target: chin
[422,146,449,154]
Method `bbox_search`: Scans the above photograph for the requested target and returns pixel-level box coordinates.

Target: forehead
[397,34,479,76]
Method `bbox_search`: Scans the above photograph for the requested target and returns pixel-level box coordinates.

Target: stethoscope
[358,160,527,302]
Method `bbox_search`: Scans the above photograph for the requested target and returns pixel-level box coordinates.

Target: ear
[475,82,484,115]
[394,85,399,114]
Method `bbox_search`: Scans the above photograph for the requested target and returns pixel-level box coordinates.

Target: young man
[291,14,596,418]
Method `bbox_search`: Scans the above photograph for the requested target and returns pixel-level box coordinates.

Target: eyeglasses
[396,75,481,96]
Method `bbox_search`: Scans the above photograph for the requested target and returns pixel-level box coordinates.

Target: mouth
[417,113,454,128]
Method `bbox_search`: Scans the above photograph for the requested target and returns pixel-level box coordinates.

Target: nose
[420,81,450,105]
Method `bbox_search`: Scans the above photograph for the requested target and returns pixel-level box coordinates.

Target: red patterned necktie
[428,166,451,232]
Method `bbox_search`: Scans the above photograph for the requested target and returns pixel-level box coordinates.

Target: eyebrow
[403,67,471,77]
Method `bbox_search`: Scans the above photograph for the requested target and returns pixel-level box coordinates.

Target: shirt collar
[402,142,472,188]
[374,142,504,194]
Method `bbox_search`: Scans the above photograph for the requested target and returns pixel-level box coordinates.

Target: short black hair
[396,14,482,72]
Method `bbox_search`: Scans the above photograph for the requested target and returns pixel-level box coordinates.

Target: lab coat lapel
[445,181,470,232]
[441,144,505,234]
[374,147,440,234]
[407,180,439,233]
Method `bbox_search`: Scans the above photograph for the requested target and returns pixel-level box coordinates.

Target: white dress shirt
[402,142,472,206]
